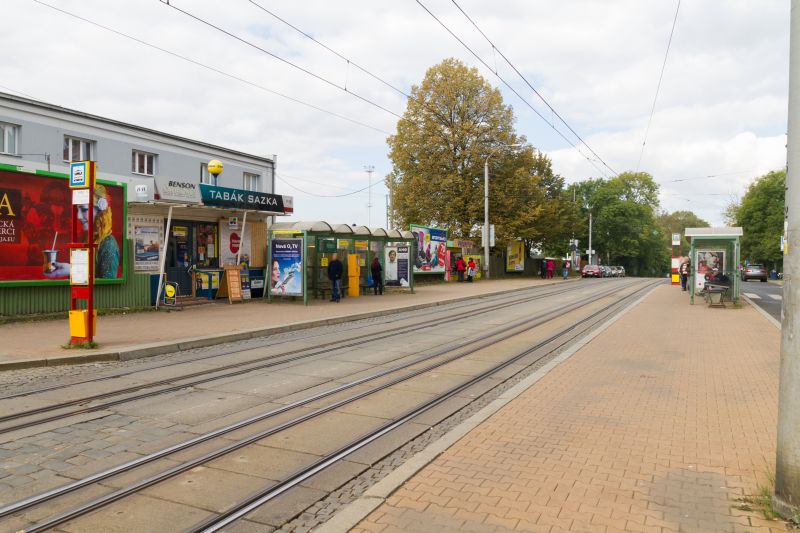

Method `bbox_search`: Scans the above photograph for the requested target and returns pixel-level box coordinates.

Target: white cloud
[2,0,790,228]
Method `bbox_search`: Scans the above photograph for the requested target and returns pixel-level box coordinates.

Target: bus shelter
[685,227,743,305]
[267,221,415,305]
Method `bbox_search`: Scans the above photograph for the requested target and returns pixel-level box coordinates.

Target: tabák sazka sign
[199,184,285,213]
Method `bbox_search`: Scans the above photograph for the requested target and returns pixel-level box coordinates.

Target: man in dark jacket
[327,253,344,302]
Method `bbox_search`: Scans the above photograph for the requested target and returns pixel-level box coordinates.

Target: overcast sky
[3,0,790,227]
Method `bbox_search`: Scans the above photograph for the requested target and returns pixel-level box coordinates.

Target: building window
[132,150,156,176]
[63,136,94,162]
[0,123,19,155]
[243,172,260,191]
[200,163,213,184]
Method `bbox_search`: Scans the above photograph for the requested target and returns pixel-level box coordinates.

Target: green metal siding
[0,241,150,316]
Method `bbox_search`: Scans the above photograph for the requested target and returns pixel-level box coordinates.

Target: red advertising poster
[0,169,126,284]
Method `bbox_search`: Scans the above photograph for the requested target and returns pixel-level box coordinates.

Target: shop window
[200,162,214,184]
[63,135,94,162]
[0,123,19,155]
[195,223,218,268]
[132,150,156,176]
[243,172,260,191]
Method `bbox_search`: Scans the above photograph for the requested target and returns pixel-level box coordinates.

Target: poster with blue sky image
[270,238,303,296]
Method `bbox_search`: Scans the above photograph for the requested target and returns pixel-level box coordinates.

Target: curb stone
[313,281,659,533]
[0,280,572,371]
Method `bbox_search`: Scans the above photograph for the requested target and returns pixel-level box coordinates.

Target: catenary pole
[484,157,491,278]
[775,0,800,518]
[588,211,593,265]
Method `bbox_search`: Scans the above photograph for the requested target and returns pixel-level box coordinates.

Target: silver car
[741,264,768,282]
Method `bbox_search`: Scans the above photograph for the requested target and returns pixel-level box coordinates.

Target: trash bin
[771,270,778,280]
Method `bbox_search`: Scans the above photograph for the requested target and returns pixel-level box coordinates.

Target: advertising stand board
[506,241,525,272]
[0,169,126,285]
[385,245,410,287]
[216,265,243,304]
[410,225,447,274]
[270,238,304,297]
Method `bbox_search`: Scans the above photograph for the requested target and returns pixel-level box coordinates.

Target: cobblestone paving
[354,286,791,533]
[0,414,192,498]
[265,293,628,532]
[0,295,503,396]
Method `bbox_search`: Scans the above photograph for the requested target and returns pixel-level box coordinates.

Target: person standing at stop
[328,253,344,302]
[467,257,477,282]
[680,259,690,291]
[563,260,570,280]
[546,258,555,279]
[370,256,383,295]
[455,256,466,282]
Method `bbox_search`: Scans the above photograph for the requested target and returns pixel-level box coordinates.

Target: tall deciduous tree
[734,169,785,268]
[387,58,568,249]
[568,172,667,275]
[656,210,710,254]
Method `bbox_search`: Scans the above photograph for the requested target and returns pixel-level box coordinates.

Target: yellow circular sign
[165,285,176,298]
[207,159,224,176]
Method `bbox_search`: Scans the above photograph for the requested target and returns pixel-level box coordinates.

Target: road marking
[743,292,760,299]
[769,294,783,300]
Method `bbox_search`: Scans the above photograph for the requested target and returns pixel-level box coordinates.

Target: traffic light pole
[775,0,800,519]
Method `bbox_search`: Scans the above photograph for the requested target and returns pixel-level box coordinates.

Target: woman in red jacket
[455,256,466,282]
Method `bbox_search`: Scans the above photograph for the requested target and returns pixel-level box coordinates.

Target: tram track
[2,281,574,402]
[4,279,657,532]
[0,280,598,434]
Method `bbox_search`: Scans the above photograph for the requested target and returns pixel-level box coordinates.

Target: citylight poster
[506,241,525,272]
[385,245,410,287]
[270,238,303,296]
[134,225,161,271]
[410,224,447,274]
[695,250,725,290]
[0,169,125,284]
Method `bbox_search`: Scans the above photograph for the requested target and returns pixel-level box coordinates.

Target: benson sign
[200,184,285,213]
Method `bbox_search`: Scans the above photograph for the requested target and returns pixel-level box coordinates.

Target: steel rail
[2,281,636,522]
[1,281,569,401]
[0,282,593,433]
[189,280,660,532]
[9,280,652,531]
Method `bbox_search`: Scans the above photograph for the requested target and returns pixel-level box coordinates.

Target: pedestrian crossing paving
[743,292,783,301]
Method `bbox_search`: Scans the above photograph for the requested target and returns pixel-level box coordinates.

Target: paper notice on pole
[72,189,90,205]
[70,248,90,285]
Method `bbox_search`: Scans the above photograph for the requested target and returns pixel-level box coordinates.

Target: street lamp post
[484,143,521,279]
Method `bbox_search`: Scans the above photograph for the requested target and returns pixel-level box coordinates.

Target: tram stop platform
[332,284,789,533]
[0,277,569,371]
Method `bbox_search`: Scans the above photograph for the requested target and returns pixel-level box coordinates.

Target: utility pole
[364,165,374,226]
[588,211,593,265]
[775,0,800,519]
[385,194,389,229]
[484,157,491,278]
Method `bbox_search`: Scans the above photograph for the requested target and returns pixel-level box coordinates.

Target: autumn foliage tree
[387,58,570,250]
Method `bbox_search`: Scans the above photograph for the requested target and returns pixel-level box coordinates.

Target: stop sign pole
[68,161,97,345]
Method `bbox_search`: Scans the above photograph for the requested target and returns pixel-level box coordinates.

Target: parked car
[610,266,620,277]
[601,266,612,277]
[582,265,602,278]
[741,264,768,282]
[617,266,626,277]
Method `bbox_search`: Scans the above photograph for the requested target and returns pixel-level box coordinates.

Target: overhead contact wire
[29,0,391,135]
[450,0,619,177]
[159,0,402,119]
[415,0,610,179]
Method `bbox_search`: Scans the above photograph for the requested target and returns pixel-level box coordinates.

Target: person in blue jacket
[327,253,344,302]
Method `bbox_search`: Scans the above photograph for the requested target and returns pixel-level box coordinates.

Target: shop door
[166,223,193,296]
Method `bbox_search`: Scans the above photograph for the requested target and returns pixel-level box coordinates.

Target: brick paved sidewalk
[352,285,787,532]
